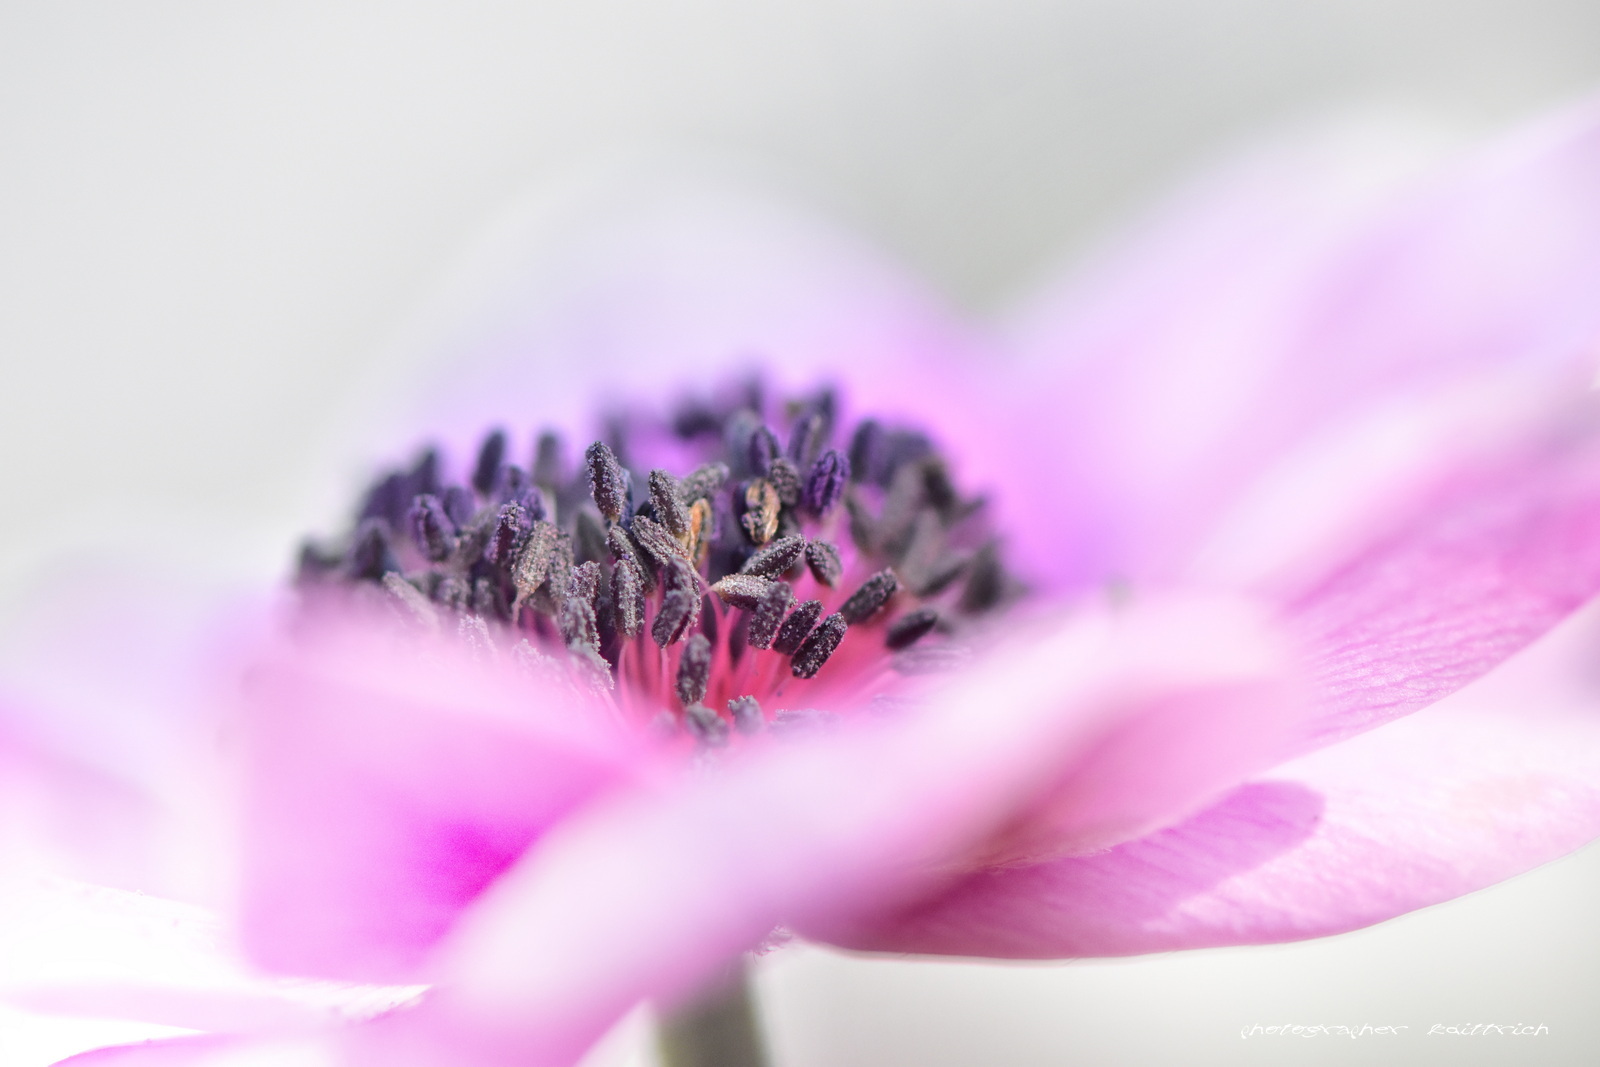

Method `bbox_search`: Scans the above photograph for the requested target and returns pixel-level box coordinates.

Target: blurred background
[4,2,1600,1064]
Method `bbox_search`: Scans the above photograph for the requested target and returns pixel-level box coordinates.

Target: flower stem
[657,961,769,1067]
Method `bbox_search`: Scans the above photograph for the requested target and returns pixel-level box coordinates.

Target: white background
[3,3,1600,1064]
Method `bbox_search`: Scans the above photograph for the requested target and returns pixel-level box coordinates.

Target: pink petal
[236,604,648,985]
[0,875,402,1038]
[348,596,1294,1066]
[839,592,1600,958]
[54,1036,330,1066]
[1007,101,1600,750]
[54,1037,243,1066]
[999,119,1449,591]
[0,568,258,903]
[0,567,249,791]
[1008,101,1600,594]
[0,708,165,893]
[374,170,1003,494]
[1283,425,1600,746]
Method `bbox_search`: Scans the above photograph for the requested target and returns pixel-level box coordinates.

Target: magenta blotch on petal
[238,605,650,984]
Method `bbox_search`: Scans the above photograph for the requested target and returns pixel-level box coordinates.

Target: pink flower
[12,98,1600,1065]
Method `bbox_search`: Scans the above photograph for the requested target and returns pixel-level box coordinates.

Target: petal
[0,704,166,893]
[54,1037,240,1066]
[999,118,1450,590]
[841,592,1600,958]
[1008,100,1600,593]
[349,596,1294,1066]
[54,1036,327,1066]
[1283,423,1600,746]
[369,168,1001,491]
[236,604,647,985]
[0,567,258,903]
[0,875,404,1038]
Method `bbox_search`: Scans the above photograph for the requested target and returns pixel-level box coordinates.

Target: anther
[433,575,469,611]
[649,470,689,540]
[723,410,762,477]
[787,412,824,466]
[685,498,713,565]
[921,458,960,517]
[569,560,601,603]
[772,599,822,656]
[803,540,842,587]
[560,592,599,653]
[347,519,398,581]
[382,572,438,631]
[409,448,441,499]
[585,441,628,522]
[649,588,694,646]
[573,509,608,566]
[296,541,342,583]
[840,569,899,624]
[678,462,729,503]
[846,493,876,554]
[767,456,802,507]
[652,561,701,647]
[472,429,508,497]
[881,431,932,483]
[442,485,477,528]
[472,576,503,620]
[746,581,794,650]
[672,399,721,439]
[748,425,780,477]
[407,494,457,562]
[803,449,850,514]
[358,472,406,526]
[918,554,969,597]
[684,703,729,746]
[741,480,780,545]
[676,633,712,706]
[606,523,637,564]
[612,557,646,638]
[601,531,652,598]
[897,511,946,591]
[629,513,688,570]
[727,695,763,734]
[512,639,551,677]
[569,643,615,691]
[959,542,1005,614]
[877,462,928,558]
[848,420,881,484]
[493,465,538,510]
[885,607,939,650]
[511,521,562,605]
[532,431,564,491]
[485,501,533,568]
[711,573,774,611]
[459,615,497,663]
[740,535,806,578]
[791,612,847,679]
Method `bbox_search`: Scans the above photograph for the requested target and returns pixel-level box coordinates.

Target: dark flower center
[296,379,1019,744]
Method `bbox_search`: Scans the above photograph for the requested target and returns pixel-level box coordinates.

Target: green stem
[657,960,770,1067]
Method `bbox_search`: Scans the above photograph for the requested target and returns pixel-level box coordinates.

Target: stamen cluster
[298,382,1016,743]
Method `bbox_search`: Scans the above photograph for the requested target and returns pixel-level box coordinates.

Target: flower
[11,98,1600,1065]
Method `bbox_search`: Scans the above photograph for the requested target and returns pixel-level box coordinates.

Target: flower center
[297,381,1017,744]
